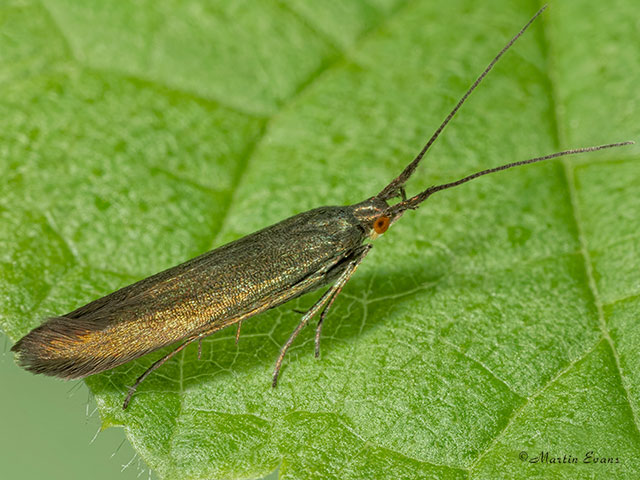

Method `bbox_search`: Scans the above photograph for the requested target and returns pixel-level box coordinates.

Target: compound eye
[373,215,390,234]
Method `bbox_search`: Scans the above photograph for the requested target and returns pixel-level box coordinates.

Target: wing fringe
[11,315,141,378]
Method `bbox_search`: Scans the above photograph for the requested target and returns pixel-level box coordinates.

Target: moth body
[11,199,388,380]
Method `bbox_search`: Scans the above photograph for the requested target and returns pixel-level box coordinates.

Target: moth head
[350,197,402,240]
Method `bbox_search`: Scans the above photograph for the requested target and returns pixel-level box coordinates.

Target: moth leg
[272,244,372,387]
[197,339,203,360]
[123,334,202,409]
[271,288,333,387]
[123,316,237,409]
[314,287,341,358]
[235,320,242,344]
[315,245,374,357]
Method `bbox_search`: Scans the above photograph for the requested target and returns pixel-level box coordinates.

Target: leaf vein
[469,338,603,471]
[539,3,640,439]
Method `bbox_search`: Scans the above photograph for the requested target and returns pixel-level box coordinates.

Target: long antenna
[386,141,635,215]
[377,5,548,201]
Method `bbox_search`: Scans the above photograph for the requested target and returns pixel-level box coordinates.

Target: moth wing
[11,245,353,379]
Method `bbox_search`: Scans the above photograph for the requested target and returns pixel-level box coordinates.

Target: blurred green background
[1,333,149,479]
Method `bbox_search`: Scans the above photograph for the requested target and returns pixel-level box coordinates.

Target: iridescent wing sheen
[12,206,367,379]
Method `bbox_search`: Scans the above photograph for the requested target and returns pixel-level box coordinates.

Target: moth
[11,5,632,409]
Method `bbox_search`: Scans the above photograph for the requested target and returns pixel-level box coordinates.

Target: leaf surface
[1,0,639,478]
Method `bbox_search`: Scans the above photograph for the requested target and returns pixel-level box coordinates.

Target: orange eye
[373,215,390,234]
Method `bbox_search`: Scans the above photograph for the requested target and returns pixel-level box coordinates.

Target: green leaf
[2,0,639,479]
